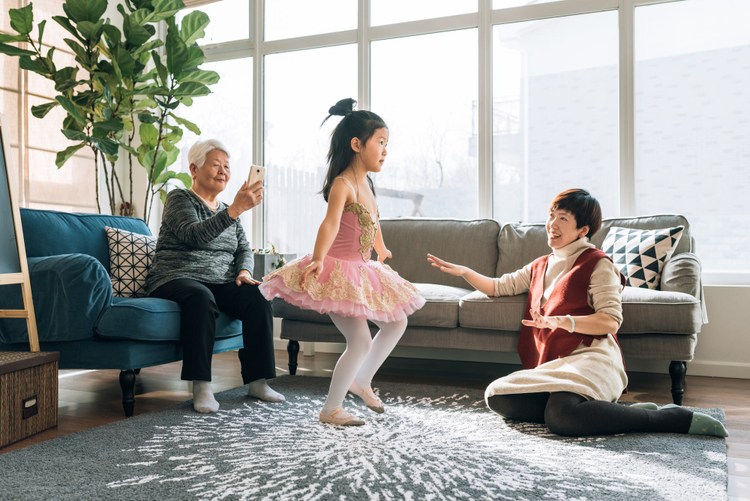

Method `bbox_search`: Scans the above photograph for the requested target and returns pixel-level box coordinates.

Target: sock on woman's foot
[248,378,285,402]
[629,402,659,410]
[661,403,729,437]
[193,381,219,413]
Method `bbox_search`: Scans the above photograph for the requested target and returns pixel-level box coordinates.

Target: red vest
[517,247,626,370]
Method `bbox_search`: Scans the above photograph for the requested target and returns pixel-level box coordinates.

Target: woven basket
[0,351,59,448]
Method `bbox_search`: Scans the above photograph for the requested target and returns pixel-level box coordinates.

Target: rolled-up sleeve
[589,258,624,327]
[493,263,532,297]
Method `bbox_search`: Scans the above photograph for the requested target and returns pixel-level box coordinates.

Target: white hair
[188,139,230,169]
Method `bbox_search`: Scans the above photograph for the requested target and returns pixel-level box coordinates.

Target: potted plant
[252,243,297,281]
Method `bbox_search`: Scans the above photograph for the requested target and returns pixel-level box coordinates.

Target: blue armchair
[0,208,244,416]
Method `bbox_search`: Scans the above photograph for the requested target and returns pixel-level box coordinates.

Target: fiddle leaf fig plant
[0,0,218,222]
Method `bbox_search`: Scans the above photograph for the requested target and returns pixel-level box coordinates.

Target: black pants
[487,392,692,437]
[150,278,276,383]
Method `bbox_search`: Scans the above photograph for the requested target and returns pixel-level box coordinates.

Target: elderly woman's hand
[236,270,261,286]
[228,181,263,219]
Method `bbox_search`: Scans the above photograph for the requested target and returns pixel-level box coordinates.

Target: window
[371,29,479,219]
[179,0,250,45]
[493,0,566,8]
[492,11,619,223]
[634,0,750,276]
[264,0,356,41]
[175,59,254,231]
[264,45,357,254]
[370,0,477,26]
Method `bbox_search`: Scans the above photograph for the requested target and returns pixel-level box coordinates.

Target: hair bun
[321,98,356,126]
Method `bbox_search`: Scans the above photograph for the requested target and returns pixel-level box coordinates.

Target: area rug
[0,376,727,500]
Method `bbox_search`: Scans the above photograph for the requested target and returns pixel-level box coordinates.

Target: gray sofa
[272,214,706,405]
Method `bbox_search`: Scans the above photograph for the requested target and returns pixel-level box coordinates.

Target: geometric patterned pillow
[601,226,684,289]
[104,226,157,298]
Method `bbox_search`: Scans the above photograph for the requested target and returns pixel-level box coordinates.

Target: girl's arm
[523,310,619,335]
[427,254,495,296]
[300,180,349,288]
[374,220,391,263]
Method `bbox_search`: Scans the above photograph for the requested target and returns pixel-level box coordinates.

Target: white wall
[274,284,749,379]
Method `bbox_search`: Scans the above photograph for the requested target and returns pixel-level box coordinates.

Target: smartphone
[247,165,266,187]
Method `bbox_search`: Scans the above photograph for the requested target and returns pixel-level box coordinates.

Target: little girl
[260,98,425,426]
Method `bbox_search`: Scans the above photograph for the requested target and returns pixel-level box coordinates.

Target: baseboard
[273,339,750,379]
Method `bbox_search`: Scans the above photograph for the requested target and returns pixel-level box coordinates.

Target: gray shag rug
[0,376,727,500]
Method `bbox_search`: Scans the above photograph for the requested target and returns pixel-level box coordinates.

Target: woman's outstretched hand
[522,309,562,330]
[427,254,465,277]
[299,260,323,290]
[236,270,261,286]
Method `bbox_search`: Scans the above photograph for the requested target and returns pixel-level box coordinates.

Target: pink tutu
[259,202,425,322]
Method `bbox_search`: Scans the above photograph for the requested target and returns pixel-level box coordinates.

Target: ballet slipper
[349,381,385,413]
[319,408,365,426]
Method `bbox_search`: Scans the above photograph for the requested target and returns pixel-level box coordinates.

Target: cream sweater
[492,238,624,326]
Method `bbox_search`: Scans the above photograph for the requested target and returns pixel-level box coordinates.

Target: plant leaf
[65,0,108,23]
[61,128,87,141]
[120,143,138,156]
[64,38,91,68]
[93,119,124,131]
[9,4,34,35]
[101,24,122,44]
[176,69,219,86]
[53,16,86,43]
[0,34,28,43]
[174,172,192,188]
[149,149,169,181]
[154,169,176,185]
[89,136,119,156]
[19,55,53,77]
[179,10,209,46]
[172,81,210,97]
[165,18,189,76]
[151,50,168,88]
[77,19,105,43]
[111,45,136,77]
[183,46,205,70]
[160,189,168,206]
[139,122,159,147]
[0,43,36,57]
[123,12,153,46]
[37,19,46,46]
[55,143,86,168]
[31,101,59,119]
[130,8,154,26]
[169,112,200,135]
[150,0,185,22]
[56,95,88,125]
[137,113,159,124]
[133,39,162,57]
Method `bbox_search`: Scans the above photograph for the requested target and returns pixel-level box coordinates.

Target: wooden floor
[2,350,749,499]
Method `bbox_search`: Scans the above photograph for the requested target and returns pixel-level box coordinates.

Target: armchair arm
[0,254,113,344]
[661,252,707,323]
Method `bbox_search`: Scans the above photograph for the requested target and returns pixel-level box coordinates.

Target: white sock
[353,317,407,389]
[322,314,373,415]
[192,380,219,413]
[248,378,285,402]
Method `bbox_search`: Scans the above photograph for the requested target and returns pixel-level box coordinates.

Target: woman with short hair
[428,189,727,437]
[146,139,283,413]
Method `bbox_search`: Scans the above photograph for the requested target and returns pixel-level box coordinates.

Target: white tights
[321,313,407,414]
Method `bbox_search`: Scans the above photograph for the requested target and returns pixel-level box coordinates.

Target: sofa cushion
[105,226,157,298]
[95,297,242,342]
[381,218,500,289]
[457,287,701,336]
[619,287,702,335]
[271,283,471,329]
[458,290,528,331]
[0,254,113,343]
[602,226,684,289]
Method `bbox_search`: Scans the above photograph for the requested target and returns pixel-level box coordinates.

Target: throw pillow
[105,226,157,298]
[601,225,684,289]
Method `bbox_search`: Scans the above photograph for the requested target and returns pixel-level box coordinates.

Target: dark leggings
[487,392,693,437]
[150,278,276,383]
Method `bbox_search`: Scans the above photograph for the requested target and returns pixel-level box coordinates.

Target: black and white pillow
[601,226,684,289]
[105,226,157,298]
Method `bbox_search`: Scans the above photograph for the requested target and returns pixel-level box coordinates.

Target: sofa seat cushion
[271,283,470,329]
[96,297,242,342]
[458,290,528,331]
[619,287,702,335]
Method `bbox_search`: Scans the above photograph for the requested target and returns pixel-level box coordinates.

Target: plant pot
[253,254,297,280]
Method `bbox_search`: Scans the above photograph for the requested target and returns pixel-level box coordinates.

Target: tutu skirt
[259,253,425,322]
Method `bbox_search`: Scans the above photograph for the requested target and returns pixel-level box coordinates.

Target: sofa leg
[287,340,300,375]
[669,361,687,406]
[119,370,137,417]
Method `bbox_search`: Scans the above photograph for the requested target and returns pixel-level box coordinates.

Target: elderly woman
[428,189,726,437]
[145,139,283,413]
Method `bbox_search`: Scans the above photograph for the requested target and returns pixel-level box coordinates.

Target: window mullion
[478,0,493,219]
[619,0,635,217]
[358,0,370,110]
[252,0,264,247]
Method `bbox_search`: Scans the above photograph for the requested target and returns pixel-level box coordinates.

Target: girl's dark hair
[320,98,388,202]
[549,188,602,238]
